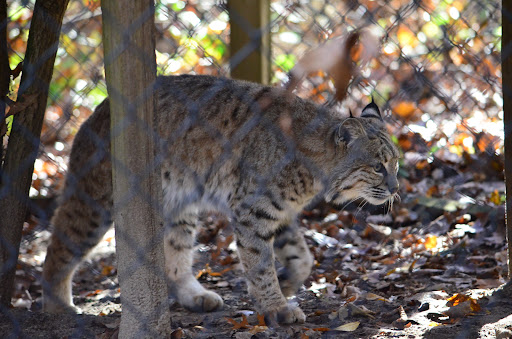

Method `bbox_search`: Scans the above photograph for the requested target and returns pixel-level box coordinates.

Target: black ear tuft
[361,101,383,121]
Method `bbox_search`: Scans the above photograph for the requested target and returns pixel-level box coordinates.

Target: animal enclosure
[0,0,507,338]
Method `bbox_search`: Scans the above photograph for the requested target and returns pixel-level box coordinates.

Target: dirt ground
[2,195,512,338]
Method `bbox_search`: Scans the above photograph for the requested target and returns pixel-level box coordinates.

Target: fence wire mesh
[0,0,506,337]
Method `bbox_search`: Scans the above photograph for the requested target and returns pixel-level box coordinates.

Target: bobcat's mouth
[363,186,400,211]
[366,187,391,204]
[325,183,398,208]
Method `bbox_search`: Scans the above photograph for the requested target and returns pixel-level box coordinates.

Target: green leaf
[431,11,450,26]
[274,54,296,72]
[6,115,13,136]
[171,1,185,12]
[88,87,108,106]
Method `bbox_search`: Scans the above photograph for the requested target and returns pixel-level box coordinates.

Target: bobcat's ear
[361,100,383,121]
[335,118,367,146]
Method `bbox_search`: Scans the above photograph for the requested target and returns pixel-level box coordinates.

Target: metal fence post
[228,0,271,84]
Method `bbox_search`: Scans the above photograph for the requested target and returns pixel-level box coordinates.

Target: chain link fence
[5,0,502,202]
[1,0,505,337]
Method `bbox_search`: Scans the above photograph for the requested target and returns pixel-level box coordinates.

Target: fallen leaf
[334,321,360,332]
[196,264,232,279]
[446,293,469,307]
[170,328,184,339]
[101,265,115,276]
[249,325,268,334]
[303,327,330,332]
[398,305,408,321]
[470,299,481,312]
[366,292,388,301]
[424,235,438,250]
[226,314,251,330]
[86,289,103,297]
[257,313,266,326]
[489,190,501,205]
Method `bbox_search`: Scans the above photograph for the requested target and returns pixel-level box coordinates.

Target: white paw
[265,303,306,325]
[43,298,82,314]
[179,290,224,312]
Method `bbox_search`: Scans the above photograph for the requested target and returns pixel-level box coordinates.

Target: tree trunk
[102,1,171,337]
[503,1,512,278]
[0,0,69,306]
[0,0,9,146]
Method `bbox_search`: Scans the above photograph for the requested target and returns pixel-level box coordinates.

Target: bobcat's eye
[374,163,384,173]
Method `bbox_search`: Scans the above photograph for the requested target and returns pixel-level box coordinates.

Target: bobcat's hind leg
[43,98,112,313]
[164,214,223,312]
[274,223,313,297]
[43,198,112,313]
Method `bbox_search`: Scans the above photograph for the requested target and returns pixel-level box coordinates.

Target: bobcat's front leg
[234,208,306,324]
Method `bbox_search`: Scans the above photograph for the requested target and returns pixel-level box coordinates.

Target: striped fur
[42,75,399,324]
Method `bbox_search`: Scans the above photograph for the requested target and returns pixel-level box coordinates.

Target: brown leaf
[446,293,469,307]
[226,314,251,330]
[101,265,115,276]
[257,313,266,326]
[249,325,268,335]
[170,328,184,339]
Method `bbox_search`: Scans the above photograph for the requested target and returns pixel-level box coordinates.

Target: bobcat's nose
[387,175,399,195]
[388,183,399,195]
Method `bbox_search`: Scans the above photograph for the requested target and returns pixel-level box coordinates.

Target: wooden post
[101,0,171,337]
[503,3,512,278]
[228,0,271,84]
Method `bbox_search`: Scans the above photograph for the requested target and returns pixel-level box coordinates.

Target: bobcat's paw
[179,290,224,312]
[264,303,306,325]
[43,299,82,314]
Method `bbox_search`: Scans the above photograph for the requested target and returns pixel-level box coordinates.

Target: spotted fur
[42,74,399,324]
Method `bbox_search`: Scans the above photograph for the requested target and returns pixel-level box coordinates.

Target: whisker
[394,193,401,203]
[340,196,361,212]
[355,199,368,217]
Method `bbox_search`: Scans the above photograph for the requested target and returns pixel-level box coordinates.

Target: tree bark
[102,1,171,337]
[503,1,512,278]
[0,0,69,306]
[0,0,9,140]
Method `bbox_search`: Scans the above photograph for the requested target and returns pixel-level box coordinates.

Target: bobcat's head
[325,101,400,207]
[286,30,399,208]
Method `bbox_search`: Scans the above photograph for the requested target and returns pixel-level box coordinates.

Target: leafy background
[4,0,502,202]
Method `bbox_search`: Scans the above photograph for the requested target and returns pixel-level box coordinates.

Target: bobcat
[42,32,400,324]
